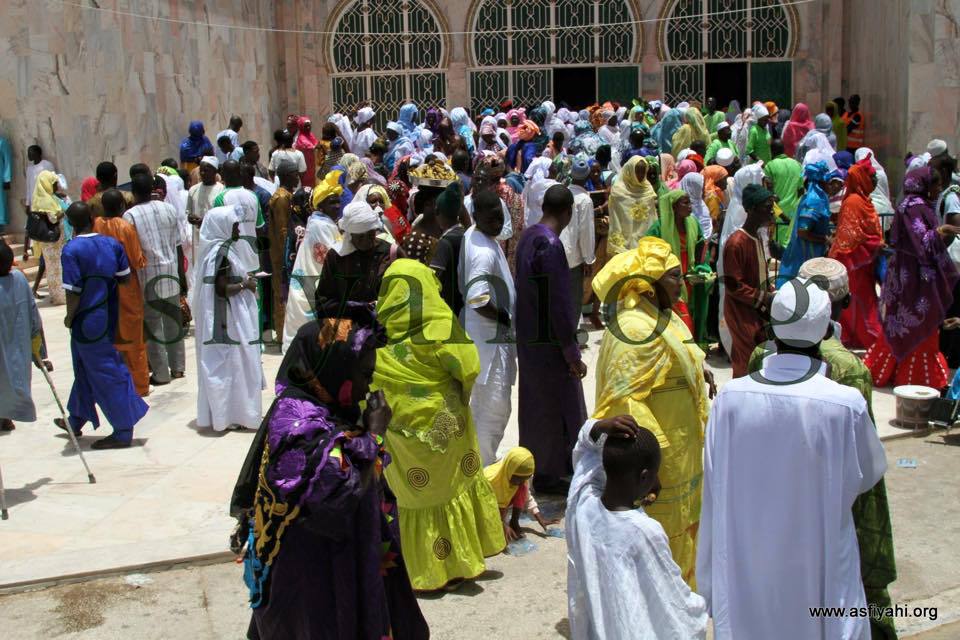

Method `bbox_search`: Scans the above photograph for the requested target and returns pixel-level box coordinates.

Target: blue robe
[777,182,831,288]
[61,233,148,441]
[0,137,11,226]
[0,270,42,421]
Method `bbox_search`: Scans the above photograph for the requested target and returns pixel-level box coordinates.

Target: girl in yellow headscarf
[30,170,67,305]
[592,236,714,589]
[607,156,658,256]
[483,447,559,542]
[373,258,505,592]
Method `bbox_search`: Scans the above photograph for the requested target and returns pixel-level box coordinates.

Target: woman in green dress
[373,258,505,591]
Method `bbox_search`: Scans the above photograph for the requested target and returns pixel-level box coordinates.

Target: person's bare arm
[64,291,80,328]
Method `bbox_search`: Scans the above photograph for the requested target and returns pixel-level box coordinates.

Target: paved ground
[1,295,957,635]
[0,434,957,639]
[0,302,918,589]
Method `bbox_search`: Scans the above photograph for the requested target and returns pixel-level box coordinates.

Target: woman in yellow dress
[607,156,658,256]
[592,236,715,588]
[373,258,505,591]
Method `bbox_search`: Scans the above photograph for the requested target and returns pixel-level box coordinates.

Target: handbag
[26,211,61,243]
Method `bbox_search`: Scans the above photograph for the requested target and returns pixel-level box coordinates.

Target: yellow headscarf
[592,236,680,310]
[592,238,708,435]
[310,169,344,210]
[31,170,62,216]
[607,156,658,256]
[483,447,536,508]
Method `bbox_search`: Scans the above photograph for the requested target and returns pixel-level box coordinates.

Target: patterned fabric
[372,259,505,591]
[879,167,959,360]
[400,229,438,265]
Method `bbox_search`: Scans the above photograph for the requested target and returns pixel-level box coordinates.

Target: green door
[598,66,639,107]
[751,61,792,109]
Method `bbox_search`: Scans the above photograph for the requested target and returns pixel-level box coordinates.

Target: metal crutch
[35,357,96,484]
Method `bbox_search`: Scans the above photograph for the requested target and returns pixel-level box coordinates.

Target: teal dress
[777,181,830,288]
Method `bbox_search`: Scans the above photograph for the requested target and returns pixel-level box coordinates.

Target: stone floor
[0,434,957,639]
[0,298,935,591]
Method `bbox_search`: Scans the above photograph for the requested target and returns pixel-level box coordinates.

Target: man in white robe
[567,416,708,640]
[697,278,888,640]
[459,189,517,465]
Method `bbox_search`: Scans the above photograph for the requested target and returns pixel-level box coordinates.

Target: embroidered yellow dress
[591,239,709,588]
[373,259,505,591]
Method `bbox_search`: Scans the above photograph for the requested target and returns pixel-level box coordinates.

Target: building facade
[1,0,958,229]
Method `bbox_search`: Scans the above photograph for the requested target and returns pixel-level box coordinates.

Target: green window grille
[513,2,552,66]
[468,1,639,114]
[473,2,509,66]
[665,0,703,61]
[664,64,704,105]
[662,0,794,105]
[708,0,746,59]
[513,69,553,108]
[470,70,510,115]
[599,1,636,63]
[330,0,447,128]
[556,0,593,65]
[752,0,791,58]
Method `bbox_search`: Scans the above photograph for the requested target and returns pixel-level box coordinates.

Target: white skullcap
[200,156,219,169]
[355,106,375,125]
[771,278,832,348]
[716,121,730,131]
[715,148,735,167]
[799,258,849,303]
[752,103,770,119]
[336,201,382,256]
[677,148,695,162]
[386,121,403,135]
[928,139,948,157]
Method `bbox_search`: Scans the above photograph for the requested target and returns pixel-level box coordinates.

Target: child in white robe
[566,416,707,640]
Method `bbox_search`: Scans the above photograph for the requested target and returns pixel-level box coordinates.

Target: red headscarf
[829,157,882,260]
[80,177,99,202]
[782,103,815,157]
[687,153,705,172]
[294,116,318,149]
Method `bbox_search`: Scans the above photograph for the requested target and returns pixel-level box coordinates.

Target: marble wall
[2,0,951,228]
[0,0,282,228]
[842,0,910,188]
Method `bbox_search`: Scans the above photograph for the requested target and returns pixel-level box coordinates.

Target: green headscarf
[656,189,701,283]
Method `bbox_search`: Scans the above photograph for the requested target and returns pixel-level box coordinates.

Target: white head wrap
[677,148,695,163]
[752,103,770,119]
[771,278,832,348]
[355,106,375,125]
[200,156,219,169]
[716,121,730,132]
[928,139,948,157]
[715,148,735,167]
[336,200,382,256]
[802,132,839,172]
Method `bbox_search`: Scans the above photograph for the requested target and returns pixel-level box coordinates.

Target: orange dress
[93,217,150,396]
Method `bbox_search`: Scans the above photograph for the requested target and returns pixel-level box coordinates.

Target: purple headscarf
[881,167,959,359]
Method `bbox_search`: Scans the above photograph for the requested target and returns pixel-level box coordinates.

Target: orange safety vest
[847,110,866,149]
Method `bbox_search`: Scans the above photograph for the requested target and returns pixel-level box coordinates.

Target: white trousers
[470,379,512,465]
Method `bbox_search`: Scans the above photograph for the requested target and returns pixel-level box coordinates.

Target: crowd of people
[4,89,957,639]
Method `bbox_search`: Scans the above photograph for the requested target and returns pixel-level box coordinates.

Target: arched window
[658,0,798,108]
[329,0,448,129]
[468,0,641,114]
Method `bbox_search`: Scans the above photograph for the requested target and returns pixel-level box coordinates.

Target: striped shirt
[124,201,182,299]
